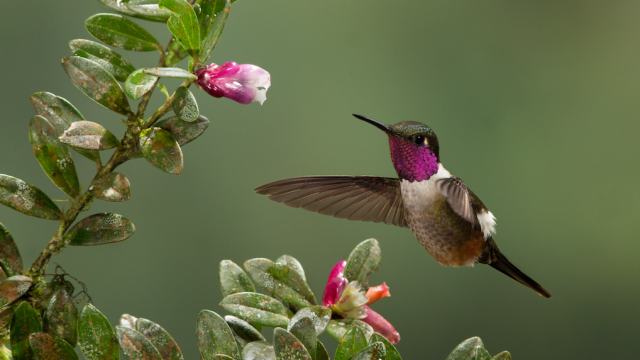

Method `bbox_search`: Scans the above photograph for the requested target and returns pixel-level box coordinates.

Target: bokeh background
[2,0,640,358]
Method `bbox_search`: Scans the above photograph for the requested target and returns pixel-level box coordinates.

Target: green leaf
[139,128,184,174]
[96,0,170,22]
[275,255,306,282]
[136,318,183,360]
[89,173,131,202]
[196,310,240,360]
[85,14,160,51]
[0,222,23,277]
[198,0,230,62]
[242,341,275,360]
[117,326,163,360]
[288,317,316,358]
[219,260,255,297]
[287,306,331,336]
[29,333,80,360]
[30,92,99,163]
[43,289,78,347]
[491,351,511,360]
[156,115,209,146]
[143,67,197,80]
[159,0,200,58]
[244,258,316,307]
[158,84,171,99]
[344,238,381,289]
[11,302,42,360]
[446,337,487,360]
[220,292,289,327]
[62,56,131,115]
[172,86,199,122]
[369,333,401,360]
[0,276,32,308]
[66,213,135,246]
[326,320,373,342]
[29,116,80,197]
[69,39,136,82]
[273,328,311,360]
[59,121,119,151]
[0,175,62,220]
[477,348,492,360]
[352,342,386,360]
[313,340,329,360]
[225,315,265,351]
[78,304,119,360]
[165,40,189,67]
[335,327,367,360]
[124,69,158,100]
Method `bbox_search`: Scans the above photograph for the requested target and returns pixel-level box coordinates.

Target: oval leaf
[326,320,373,342]
[220,292,289,327]
[30,92,99,162]
[66,213,135,246]
[287,306,331,336]
[96,0,170,22]
[219,260,255,297]
[136,318,184,360]
[117,326,163,360]
[335,327,367,360]
[30,116,80,197]
[344,238,381,289]
[85,14,160,51]
[62,56,131,115]
[172,86,199,122]
[276,255,306,282]
[143,67,197,80]
[0,175,62,220]
[0,222,23,277]
[199,0,230,62]
[352,342,386,360]
[43,289,78,347]
[225,315,265,351]
[0,276,32,308]
[69,39,136,82]
[446,337,486,360]
[125,69,158,100]
[242,341,275,360]
[78,304,119,360]
[10,302,42,360]
[29,333,80,360]
[165,39,188,67]
[477,348,492,360]
[288,317,316,357]
[196,310,240,360]
[159,0,200,58]
[244,258,316,307]
[139,128,184,174]
[89,173,131,202]
[156,115,209,146]
[120,314,138,329]
[370,333,401,360]
[492,351,512,360]
[59,121,119,151]
[314,340,329,360]
[273,328,312,360]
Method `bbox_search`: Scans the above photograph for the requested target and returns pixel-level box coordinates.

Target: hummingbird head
[353,114,440,182]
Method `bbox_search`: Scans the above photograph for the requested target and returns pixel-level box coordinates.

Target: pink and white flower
[195,62,271,105]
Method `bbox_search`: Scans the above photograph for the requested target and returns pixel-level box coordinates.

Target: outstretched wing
[255,176,408,228]
[435,176,476,224]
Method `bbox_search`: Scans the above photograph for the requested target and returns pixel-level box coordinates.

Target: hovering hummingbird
[256,114,551,298]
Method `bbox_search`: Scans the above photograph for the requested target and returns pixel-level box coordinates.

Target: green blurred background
[2,0,639,358]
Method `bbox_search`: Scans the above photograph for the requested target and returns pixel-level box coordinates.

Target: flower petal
[365,282,390,305]
[195,61,271,104]
[360,305,400,344]
[327,260,346,285]
[322,276,347,306]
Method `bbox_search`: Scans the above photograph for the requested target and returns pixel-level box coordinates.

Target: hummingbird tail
[482,239,552,298]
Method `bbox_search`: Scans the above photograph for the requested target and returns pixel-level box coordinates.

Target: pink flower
[322,261,400,344]
[195,62,271,105]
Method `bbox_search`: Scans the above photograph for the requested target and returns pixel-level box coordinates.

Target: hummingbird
[255,114,551,298]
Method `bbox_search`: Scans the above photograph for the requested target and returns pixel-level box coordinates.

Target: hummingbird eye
[414,135,425,145]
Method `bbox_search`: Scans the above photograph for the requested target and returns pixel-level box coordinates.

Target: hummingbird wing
[255,176,408,228]
[435,177,477,224]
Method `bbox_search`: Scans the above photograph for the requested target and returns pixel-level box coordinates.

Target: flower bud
[195,61,271,105]
[365,282,390,305]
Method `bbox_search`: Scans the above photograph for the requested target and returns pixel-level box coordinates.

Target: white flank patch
[477,210,496,239]
[400,163,451,211]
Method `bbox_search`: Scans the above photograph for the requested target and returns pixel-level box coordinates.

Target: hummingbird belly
[401,179,485,266]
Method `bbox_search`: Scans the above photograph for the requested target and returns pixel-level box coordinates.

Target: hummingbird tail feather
[482,238,552,298]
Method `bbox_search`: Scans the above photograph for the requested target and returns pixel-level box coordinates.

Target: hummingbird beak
[352,114,393,135]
